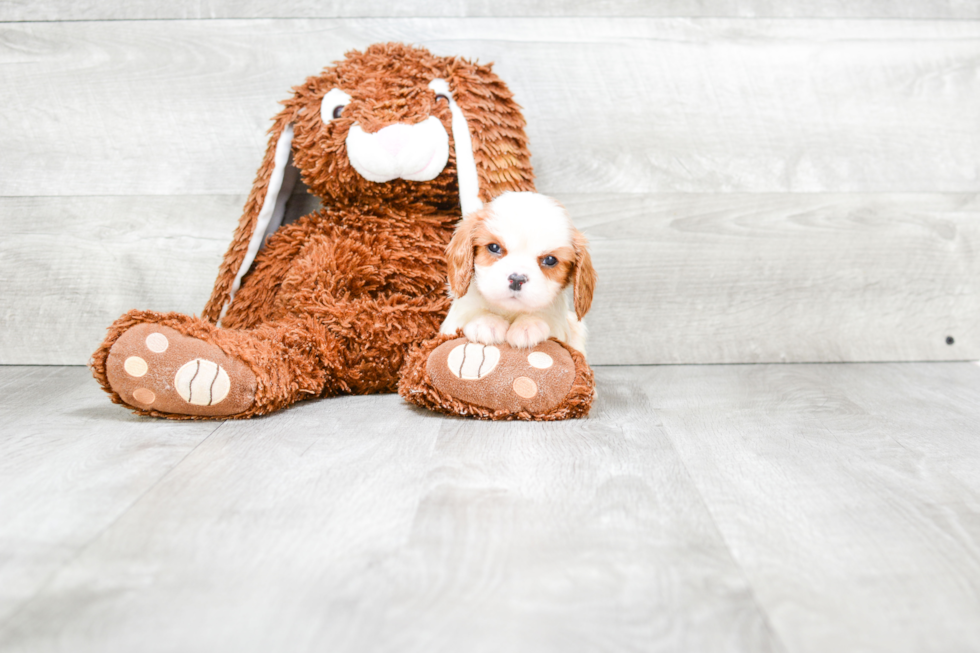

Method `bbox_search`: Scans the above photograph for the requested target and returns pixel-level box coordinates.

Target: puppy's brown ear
[572,230,597,320]
[446,210,485,298]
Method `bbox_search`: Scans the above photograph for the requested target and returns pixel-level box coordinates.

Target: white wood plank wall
[2,5,978,364]
[3,1,979,21]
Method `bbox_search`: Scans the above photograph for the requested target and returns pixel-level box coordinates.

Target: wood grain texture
[644,362,980,653]
[2,193,977,365]
[0,366,218,625]
[0,365,781,653]
[825,363,980,495]
[2,363,980,651]
[3,0,978,21]
[0,195,242,365]
[569,192,980,364]
[2,18,979,196]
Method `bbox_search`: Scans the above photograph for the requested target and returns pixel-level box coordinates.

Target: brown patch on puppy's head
[472,219,508,269]
[539,245,575,287]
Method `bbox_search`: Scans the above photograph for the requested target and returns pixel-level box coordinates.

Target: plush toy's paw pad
[427,338,577,415]
[446,342,502,380]
[105,324,255,417]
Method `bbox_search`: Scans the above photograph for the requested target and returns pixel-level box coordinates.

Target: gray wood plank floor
[2,363,979,652]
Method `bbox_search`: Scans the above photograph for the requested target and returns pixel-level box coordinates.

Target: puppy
[440,192,596,355]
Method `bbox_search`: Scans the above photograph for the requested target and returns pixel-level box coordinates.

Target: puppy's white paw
[506,316,551,349]
[463,313,510,345]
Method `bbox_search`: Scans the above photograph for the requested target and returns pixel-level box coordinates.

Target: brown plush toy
[90,42,595,420]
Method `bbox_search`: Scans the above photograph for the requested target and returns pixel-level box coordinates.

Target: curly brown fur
[397,334,595,421]
[203,43,534,324]
[92,43,538,419]
[92,309,326,419]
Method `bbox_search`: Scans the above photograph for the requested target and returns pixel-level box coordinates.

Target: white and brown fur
[440,192,597,355]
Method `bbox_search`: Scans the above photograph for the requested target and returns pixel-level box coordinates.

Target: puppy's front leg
[506,315,551,349]
[463,313,511,345]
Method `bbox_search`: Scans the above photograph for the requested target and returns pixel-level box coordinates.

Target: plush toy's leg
[398,334,596,421]
[91,310,340,419]
[100,322,256,418]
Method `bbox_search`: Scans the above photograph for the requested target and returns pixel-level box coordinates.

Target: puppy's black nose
[508,274,528,291]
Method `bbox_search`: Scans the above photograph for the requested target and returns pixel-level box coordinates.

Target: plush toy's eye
[487,243,502,255]
[321,88,352,124]
[435,94,449,103]
[541,255,558,268]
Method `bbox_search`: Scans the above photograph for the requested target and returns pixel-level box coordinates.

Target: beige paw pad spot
[174,359,231,406]
[132,388,155,405]
[527,352,554,369]
[447,343,501,380]
[124,356,148,377]
[513,376,538,399]
[145,332,169,353]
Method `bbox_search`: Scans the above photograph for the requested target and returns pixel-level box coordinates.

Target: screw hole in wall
[946,336,955,346]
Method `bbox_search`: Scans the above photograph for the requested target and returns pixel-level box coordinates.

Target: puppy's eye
[332,105,345,119]
[541,255,558,268]
[435,94,449,103]
[487,243,502,255]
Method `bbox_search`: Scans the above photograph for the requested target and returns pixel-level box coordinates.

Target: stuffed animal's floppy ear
[433,59,535,216]
[203,113,300,323]
[445,209,487,298]
[572,230,596,320]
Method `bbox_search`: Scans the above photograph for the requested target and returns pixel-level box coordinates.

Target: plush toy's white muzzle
[221,78,484,321]
[346,118,449,183]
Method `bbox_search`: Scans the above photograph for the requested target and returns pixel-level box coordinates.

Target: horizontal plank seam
[2,16,979,24]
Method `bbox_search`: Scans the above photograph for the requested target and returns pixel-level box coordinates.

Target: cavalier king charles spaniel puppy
[440,192,597,355]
